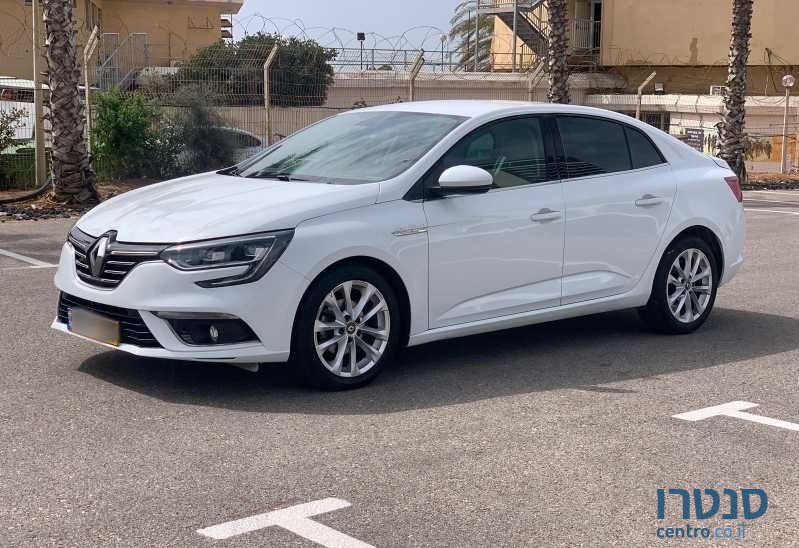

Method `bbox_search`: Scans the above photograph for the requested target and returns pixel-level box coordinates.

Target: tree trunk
[547,0,571,104]
[719,0,754,184]
[42,0,99,205]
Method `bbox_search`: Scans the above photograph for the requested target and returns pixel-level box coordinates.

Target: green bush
[165,86,237,174]
[0,108,26,152]
[92,88,180,180]
[0,148,36,190]
[91,87,241,182]
[174,33,336,107]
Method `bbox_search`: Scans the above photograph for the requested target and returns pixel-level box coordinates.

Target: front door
[424,116,565,329]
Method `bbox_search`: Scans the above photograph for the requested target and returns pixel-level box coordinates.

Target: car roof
[358,99,623,119]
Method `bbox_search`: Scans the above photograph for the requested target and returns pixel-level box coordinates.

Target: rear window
[556,116,631,177]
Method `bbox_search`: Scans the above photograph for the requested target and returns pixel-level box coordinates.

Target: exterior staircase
[478,0,549,59]
[94,33,150,91]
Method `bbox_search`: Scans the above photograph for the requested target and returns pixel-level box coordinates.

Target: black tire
[291,264,401,390]
[639,236,720,334]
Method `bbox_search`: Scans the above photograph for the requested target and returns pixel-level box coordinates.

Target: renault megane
[53,101,745,389]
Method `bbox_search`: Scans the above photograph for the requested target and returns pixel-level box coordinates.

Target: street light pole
[357,32,366,71]
[781,74,796,175]
[440,34,447,72]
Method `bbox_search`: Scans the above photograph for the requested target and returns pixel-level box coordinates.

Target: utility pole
[31,0,47,187]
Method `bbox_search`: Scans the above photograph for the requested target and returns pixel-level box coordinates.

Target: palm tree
[719,0,754,184]
[449,0,494,72]
[547,0,571,104]
[42,0,99,205]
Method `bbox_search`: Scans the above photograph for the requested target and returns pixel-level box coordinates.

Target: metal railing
[477,0,546,12]
[95,33,149,90]
[570,19,601,51]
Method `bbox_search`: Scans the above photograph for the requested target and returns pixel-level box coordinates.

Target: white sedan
[53,101,745,389]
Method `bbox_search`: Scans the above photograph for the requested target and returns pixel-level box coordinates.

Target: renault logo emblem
[89,235,111,277]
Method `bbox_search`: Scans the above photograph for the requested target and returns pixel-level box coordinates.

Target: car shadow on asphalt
[78,307,799,415]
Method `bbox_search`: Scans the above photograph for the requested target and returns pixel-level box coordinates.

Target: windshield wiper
[218,166,241,176]
[245,170,309,182]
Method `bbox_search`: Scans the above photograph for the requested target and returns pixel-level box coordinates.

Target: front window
[433,116,556,188]
[231,111,466,184]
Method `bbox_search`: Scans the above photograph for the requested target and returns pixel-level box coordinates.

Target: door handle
[530,208,562,223]
[635,194,665,207]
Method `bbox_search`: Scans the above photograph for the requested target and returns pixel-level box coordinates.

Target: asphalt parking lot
[1,190,798,547]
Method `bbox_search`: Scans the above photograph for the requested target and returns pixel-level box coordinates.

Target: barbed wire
[234,15,450,51]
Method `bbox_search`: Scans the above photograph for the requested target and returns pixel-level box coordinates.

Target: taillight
[724,176,743,203]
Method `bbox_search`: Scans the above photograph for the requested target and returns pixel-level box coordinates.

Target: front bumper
[52,242,309,363]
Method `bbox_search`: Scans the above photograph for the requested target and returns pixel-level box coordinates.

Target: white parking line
[746,190,799,197]
[0,248,57,268]
[745,208,799,216]
[745,198,799,204]
[673,401,799,432]
[197,498,374,547]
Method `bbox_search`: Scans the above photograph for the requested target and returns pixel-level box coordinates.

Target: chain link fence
[4,34,799,190]
[75,42,556,186]
[0,81,51,192]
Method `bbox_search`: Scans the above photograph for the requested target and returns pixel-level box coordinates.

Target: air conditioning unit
[709,85,728,96]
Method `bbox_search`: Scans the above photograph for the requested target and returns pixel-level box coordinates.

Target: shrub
[0,108,26,151]
[92,89,162,180]
[0,148,36,190]
[165,86,237,174]
[174,33,336,107]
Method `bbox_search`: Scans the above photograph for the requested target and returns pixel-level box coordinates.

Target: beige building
[0,0,242,80]
[488,0,799,95]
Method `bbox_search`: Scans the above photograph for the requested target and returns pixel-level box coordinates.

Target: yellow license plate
[67,308,120,346]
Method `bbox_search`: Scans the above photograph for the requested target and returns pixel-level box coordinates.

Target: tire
[639,236,720,335]
[291,264,401,390]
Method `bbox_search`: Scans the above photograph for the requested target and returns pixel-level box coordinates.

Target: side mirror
[435,165,493,195]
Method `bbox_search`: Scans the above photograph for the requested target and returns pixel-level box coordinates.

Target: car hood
[76,172,380,243]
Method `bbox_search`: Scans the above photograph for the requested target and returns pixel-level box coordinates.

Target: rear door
[423,116,565,328]
[555,115,676,304]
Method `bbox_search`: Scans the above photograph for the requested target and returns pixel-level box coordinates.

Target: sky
[235,0,460,50]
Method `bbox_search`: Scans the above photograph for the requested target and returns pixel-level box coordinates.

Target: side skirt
[407,291,647,347]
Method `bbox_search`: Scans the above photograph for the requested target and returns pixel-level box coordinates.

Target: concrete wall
[101,0,237,65]
[0,0,99,80]
[491,0,799,67]
[0,0,240,79]
[602,0,799,67]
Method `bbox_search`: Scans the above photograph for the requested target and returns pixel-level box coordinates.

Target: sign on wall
[683,128,705,152]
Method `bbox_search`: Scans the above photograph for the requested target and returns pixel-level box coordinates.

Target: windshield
[230,111,466,184]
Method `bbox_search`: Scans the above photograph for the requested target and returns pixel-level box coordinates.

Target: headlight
[161,230,294,288]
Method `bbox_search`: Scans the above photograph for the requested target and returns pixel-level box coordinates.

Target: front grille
[57,292,162,348]
[68,228,167,289]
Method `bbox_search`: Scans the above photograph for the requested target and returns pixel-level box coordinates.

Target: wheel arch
[291,255,413,352]
[666,224,725,277]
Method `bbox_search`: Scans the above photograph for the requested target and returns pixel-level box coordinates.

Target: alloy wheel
[314,280,391,378]
[666,248,713,324]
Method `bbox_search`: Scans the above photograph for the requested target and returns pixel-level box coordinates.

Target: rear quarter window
[625,126,666,169]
